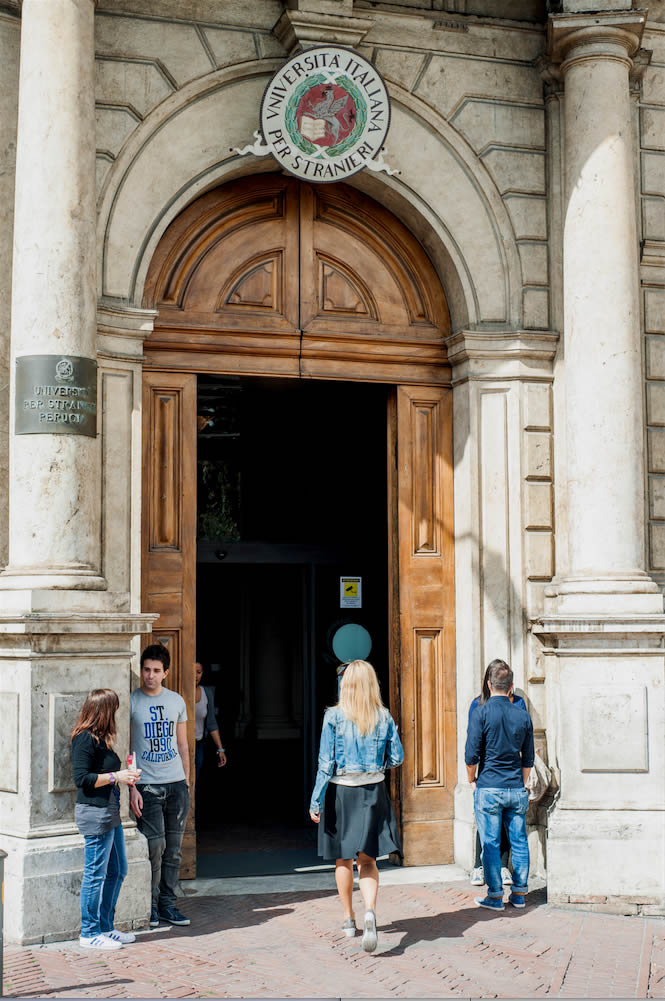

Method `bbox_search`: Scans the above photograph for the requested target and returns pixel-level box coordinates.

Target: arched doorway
[141,173,456,874]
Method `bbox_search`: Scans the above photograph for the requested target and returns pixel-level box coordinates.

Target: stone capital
[547,10,647,69]
[273,8,374,53]
[444,329,558,384]
[97,302,157,362]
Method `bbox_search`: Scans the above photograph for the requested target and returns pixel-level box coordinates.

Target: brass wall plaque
[15,355,97,437]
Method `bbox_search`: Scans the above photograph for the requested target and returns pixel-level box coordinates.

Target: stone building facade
[0,0,664,944]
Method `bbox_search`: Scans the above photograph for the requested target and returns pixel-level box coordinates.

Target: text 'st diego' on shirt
[130,687,187,784]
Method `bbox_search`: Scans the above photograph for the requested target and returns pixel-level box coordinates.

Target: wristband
[217,748,225,755]
[109,772,116,785]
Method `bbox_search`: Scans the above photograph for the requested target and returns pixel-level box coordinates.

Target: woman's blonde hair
[337,660,385,735]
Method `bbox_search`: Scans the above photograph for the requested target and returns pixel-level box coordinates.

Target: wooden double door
[141,174,456,872]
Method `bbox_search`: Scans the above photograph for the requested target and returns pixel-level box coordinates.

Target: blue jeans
[80,824,128,938]
[474,787,529,898]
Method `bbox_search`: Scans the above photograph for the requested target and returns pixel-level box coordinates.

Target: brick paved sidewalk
[4,876,665,999]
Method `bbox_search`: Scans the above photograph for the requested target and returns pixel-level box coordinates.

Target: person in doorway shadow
[194,661,227,781]
[309,660,404,954]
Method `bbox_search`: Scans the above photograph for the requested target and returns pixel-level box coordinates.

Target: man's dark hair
[140,643,170,672]
[487,658,512,692]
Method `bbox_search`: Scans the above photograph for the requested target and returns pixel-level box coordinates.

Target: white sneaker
[470,866,484,886]
[103,929,136,944]
[362,910,377,953]
[501,867,513,885]
[79,934,122,950]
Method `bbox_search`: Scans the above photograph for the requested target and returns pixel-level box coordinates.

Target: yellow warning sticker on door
[340,576,362,608]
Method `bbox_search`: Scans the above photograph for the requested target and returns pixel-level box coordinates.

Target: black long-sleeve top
[71,730,121,807]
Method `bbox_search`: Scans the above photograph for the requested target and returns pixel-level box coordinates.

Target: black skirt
[318,780,403,861]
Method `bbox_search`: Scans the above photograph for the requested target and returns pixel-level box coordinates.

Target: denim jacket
[309,706,404,813]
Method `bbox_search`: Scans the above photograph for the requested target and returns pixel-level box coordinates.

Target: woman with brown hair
[309,660,403,953]
[71,689,141,950]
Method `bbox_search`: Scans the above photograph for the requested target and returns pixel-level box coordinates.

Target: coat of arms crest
[234,46,397,183]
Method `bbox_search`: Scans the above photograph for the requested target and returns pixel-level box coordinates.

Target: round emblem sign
[260,46,391,183]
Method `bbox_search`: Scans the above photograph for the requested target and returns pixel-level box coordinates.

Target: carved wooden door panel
[141,371,197,877]
[396,385,456,864]
[143,175,450,387]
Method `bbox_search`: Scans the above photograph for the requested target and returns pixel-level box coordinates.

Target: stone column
[549,12,661,614]
[0,8,20,570]
[0,2,155,945]
[534,12,665,917]
[0,0,104,594]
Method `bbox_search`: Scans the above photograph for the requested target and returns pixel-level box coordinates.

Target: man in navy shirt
[465,659,534,910]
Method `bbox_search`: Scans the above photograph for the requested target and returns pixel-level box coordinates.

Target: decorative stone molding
[0,610,157,638]
[630,45,652,92]
[533,614,665,647]
[273,8,374,53]
[547,10,647,68]
[445,329,558,383]
[97,302,157,362]
[641,240,665,287]
[537,55,563,99]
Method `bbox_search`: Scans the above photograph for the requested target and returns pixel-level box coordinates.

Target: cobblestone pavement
[4,875,665,999]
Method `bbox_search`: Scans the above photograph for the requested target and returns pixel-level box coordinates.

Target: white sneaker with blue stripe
[79,934,122,950]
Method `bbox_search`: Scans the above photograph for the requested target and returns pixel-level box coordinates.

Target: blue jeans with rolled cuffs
[474,787,529,898]
[80,825,128,938]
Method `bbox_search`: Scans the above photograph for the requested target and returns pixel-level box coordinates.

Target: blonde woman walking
[309,660,404,953]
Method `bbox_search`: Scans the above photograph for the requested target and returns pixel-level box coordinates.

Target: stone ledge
[549,893,665,916]
[533,613,665,642]
[0,612,157,635]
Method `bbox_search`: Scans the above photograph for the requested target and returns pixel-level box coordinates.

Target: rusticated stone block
[648,428,665,472]
[650,523,665,570]
[646,289,665,333]
[505,195,547,240]
[525,532,554,580]
[526,432,552,479]
[647,381,665,427]
[203,28,256,68]
[523,288,549,329]
[647,336,665,381]
[524,383,551,431]
[525,482,553,530]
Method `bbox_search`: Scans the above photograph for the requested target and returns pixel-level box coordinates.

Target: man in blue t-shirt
[465,659,534,911]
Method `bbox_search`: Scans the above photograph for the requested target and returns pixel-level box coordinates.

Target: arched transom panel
[143,173,451,384]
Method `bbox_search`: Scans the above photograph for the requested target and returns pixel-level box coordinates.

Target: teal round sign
[332,623,372,664]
